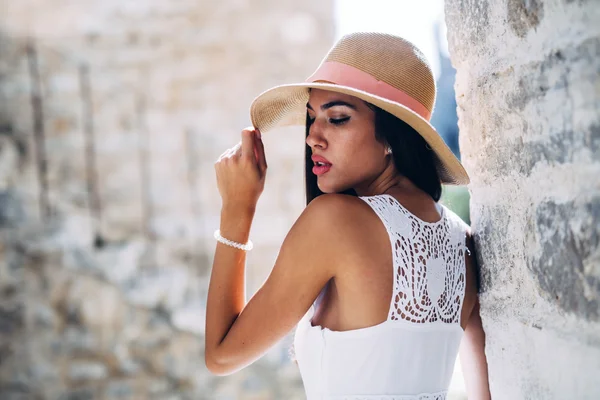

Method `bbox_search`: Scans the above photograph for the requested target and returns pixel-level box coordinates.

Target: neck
[353,158,416,197]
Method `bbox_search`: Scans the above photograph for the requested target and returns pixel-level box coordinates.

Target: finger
[231,142,242,157]
[255,129,267,173]
[221,143,239,161]
[217,147,231,161]
[217,141,240,160]
[253,138,260,163]
[241,128,257,162]
[217,149,233,163]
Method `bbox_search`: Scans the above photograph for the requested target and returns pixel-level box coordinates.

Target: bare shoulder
[298,194,376,240]
[302,193,369,219]
[293,194,384,267]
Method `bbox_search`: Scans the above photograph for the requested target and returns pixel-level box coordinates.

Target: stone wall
[0,1,333,398]
[445,0,600,398]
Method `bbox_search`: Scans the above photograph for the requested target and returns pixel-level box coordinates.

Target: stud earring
[386,145,393,155]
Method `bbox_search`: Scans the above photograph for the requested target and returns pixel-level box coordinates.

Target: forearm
[205,206,255,363]
[459,304,491,399]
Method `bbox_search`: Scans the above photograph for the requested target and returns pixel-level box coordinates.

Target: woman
[205,32,491,399]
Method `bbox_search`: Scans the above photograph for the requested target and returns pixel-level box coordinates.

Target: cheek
[336,135,382,172]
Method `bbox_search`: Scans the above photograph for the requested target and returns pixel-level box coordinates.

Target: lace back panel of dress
[362,195,467,325]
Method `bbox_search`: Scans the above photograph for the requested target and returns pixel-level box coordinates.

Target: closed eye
[329,116,350,125]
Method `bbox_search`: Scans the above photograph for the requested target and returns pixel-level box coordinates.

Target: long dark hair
[304,101,442,205]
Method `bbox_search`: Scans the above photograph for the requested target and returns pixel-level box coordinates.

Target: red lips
[311,155,332,176]
[311,155,332,165]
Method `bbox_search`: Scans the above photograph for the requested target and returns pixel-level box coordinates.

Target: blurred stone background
[0,0,332,398]
[0,0,598,399]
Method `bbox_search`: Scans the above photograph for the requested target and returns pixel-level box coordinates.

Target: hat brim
[250,82,470,185]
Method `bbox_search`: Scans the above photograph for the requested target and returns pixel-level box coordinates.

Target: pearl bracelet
[214,229,254,251]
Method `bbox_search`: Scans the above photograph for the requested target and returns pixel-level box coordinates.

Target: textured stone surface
[0,0,333,398]
[445,0,600,398]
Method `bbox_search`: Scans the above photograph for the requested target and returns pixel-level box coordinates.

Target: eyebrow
[306,100,358,111]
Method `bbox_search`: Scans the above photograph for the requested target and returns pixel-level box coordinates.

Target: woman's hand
[215,128,267,214]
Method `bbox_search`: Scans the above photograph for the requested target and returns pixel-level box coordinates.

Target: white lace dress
[293,194,470,400]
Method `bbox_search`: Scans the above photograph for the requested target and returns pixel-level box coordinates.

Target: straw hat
[249,32,470,185]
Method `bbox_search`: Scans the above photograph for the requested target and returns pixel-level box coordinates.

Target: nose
[305,122,326,150]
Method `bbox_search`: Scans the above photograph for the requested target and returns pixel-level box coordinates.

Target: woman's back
[293,193,474,399]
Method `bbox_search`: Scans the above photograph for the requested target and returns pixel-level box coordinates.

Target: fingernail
[257,130,262,140]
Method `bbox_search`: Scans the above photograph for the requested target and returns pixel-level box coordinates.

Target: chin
[317,180,349,195]
[316,180,336,194]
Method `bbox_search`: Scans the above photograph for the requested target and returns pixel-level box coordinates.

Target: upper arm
[206,194,355,375]
[459,229,491,399]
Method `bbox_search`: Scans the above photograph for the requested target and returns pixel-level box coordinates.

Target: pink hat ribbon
[306,61,431,121]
